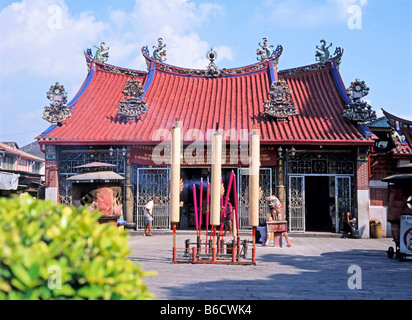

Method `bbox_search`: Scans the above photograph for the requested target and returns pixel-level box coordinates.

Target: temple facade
[37,38,399,238]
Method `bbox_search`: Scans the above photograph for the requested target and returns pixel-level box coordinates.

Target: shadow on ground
[157,249,411,300]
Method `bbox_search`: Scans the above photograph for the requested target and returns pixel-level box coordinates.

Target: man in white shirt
[144,197,158,236]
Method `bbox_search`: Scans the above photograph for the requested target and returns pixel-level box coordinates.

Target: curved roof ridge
[278,48,344,77]
[382,108,412,126]
[84,50,148,77]
[141,45,282,78]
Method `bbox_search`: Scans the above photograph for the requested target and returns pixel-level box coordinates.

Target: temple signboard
[130,145,277,167]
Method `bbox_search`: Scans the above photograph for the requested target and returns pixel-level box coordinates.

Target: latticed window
[288,152,355,175]
[2,155,16,170]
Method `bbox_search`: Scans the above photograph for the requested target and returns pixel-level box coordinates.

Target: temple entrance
[305,176,334,232]
[289,175,353,232]
[287,151,355,233]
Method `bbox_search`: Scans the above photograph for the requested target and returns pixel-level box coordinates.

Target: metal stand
[172,227,256,265]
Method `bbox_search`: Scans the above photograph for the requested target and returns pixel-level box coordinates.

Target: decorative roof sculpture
[264,80,298,122]
[152,38,167,62]
[343,78,377,124]
[257,36,283,62]
[94,42,110,63]
[315,40,333,62]
[381,109,411,156]
[41,82,71,125]
[117,77,148,121]
[315,39,343,65]
[205,48,221,78]
[257,36,273,61]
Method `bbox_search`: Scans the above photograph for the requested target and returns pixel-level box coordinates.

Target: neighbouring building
[37,38,391,237]
[0,142,45,198]
[367,110,412,237]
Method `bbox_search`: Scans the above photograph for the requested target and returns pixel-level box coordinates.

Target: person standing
[223,202,234,237]
[144,197,158,236]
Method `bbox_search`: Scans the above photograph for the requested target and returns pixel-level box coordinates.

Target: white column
[249,128,260,227]
[170,122,181,224]
[210,130,222,226]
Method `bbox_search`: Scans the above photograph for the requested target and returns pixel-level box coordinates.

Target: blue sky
[0,0,411,147]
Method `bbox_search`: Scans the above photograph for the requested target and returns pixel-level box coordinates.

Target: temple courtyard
[128,232,411,300]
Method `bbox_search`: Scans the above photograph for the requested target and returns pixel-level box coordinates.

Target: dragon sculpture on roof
[152,38,167,62]
[94,42,110,63]
[315,40,332,62]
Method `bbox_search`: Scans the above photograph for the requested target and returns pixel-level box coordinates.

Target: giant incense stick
[210,125,222,260]
[249,127,260,227]
[170,120,181,224]
[205,179,210,252]
[170,120,181,264]
[233,173,239,237]
[199,177,203,231]
[249,127,260,265]
[210,128,222,227]
[193,183,199,234]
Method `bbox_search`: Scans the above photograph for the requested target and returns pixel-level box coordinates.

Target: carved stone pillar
[45,160,59,204]
[276,149,286,220]
[125,147,134,223]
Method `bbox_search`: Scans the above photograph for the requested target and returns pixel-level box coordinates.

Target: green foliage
[0,195,155,300]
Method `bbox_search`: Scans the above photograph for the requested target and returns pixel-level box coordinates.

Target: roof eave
[382,108,412,126]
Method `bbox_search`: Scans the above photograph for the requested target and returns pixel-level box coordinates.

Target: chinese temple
[37,38,392,237]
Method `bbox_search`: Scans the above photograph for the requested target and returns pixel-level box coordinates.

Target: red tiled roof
[37,50,373,146]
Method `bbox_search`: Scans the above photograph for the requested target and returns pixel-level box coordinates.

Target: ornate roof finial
[117,77,148,121]
[343,78,377,124]
[263,80,298,122]
[152,38,167,62]
[205,48,221,78]
[41,82,71,125]
[94,42,110,63]
[257,36,274,61]
[257,36,283,62]
[315,40,332,62]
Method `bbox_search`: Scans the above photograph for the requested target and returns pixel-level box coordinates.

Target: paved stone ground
[128,231,412,300]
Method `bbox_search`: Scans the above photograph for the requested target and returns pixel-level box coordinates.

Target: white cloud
[0,0,231,76]
[105,0,230,70]
[0,0,107,79]
[0,0,233,147]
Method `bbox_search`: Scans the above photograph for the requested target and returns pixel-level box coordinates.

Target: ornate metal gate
[288,175,354,232]
[136,168,170,230]
[237,168,272,229]
[335,176,352,233]
[287,152,355,232]
[289,176,305,232]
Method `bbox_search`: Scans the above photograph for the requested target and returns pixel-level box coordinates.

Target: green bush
[0,195,155,300]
